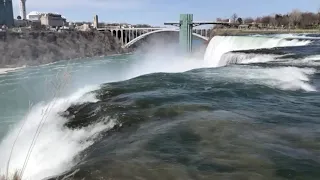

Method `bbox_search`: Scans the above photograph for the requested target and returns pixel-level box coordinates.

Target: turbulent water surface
[0,34,319,180]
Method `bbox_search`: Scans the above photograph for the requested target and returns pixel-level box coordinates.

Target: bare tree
[261,16,271,25]
[231,13,238,23]
[274,14,282,27]
[300,12,318,29]
[244,17,254,24]
[289,9,302,28]
[270,16,277,28]
[216,9,319,29]
[255,17,262,24]
[280,15,290,28]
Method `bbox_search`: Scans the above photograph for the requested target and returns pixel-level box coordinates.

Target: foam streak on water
[0,66,26,75]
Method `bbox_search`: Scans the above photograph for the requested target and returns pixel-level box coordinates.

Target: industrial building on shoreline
[0,0,67,30]
[0,1,149,32]
[27,11,67,28]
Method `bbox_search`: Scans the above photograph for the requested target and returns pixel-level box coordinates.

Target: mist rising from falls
[204,36,311,67]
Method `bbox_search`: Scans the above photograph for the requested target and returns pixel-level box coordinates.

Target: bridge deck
[97,27,175,31]
[164,22,233,26]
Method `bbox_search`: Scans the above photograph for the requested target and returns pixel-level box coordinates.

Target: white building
[40,13,66,27]
[27,11,66,27]
[19,0,27,20]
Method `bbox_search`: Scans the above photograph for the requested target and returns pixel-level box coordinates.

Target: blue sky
[12,0,320,26]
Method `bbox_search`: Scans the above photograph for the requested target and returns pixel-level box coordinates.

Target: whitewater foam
[204,36,311,67]
[271,33,320,40]
[0,85,116,180]
[219,52,279,65]
[300,55,320,66]
[213,66,317,92]
[271,54,320,66]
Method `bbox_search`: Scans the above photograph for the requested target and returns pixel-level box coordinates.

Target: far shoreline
[0,31,127,69]
[0,53,134,74]
[1,28,319,70]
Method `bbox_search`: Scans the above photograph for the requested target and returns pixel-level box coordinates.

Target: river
[0,34,319,180]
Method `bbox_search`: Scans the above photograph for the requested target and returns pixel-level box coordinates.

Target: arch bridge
[97,27,211,48]
[97,14,232,52]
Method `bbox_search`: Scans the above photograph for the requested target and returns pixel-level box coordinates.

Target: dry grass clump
[0,171,21,180]
[1,63,73,180]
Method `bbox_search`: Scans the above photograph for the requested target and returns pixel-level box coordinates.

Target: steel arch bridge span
[123,29,209,48]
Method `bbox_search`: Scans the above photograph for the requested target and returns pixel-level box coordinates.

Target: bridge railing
[97,27,172,30]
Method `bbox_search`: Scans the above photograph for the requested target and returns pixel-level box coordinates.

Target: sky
[12,0,320,26]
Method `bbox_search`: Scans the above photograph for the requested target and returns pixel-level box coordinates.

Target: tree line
[219,9,320,29]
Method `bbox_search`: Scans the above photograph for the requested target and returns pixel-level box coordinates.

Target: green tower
[179,14,193,53]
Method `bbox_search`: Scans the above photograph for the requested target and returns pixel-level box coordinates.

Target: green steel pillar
[179,14,193,53]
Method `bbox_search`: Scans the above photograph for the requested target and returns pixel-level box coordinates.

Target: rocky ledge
[0,30,127,68]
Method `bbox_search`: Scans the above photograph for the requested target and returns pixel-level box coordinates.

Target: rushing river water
[0,34,319,180]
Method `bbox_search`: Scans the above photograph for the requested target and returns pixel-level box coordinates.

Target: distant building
[40,13,66,27]
[27,11,66,28]
[0,0,14,27]
[238,24,249,29]
[216,18,231,23]
[0,1,4,25]
[68,22,75,29]
[19,0,26,20]
[27,11,42,21]
[93,15,98,29]
[75,24,91,31]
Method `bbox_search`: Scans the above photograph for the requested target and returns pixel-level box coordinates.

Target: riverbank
[0,31,127,68]
[212,28,320,36]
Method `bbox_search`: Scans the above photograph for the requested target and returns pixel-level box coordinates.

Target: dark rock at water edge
[0,31,128,68]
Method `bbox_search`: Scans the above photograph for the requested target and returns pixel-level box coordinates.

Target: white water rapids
[204,35,311,67]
